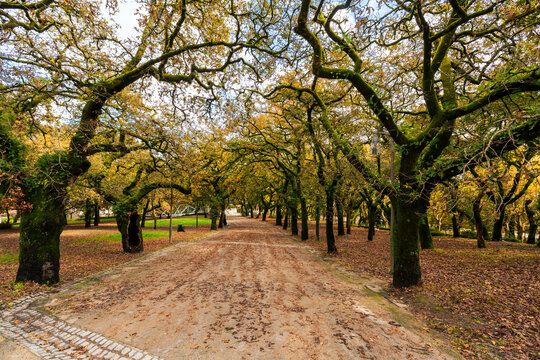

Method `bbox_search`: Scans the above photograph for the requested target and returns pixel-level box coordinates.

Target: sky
[103,0,140,39]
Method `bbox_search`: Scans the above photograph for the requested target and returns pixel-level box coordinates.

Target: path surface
[0,217,458,359]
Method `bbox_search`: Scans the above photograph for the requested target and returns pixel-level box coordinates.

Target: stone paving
[0,293,162,360]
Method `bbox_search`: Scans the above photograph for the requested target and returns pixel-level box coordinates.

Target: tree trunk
[93,201,100,227]
[275,205,282,226]
[346,203,352,235]
[262,207,268,221]
[451,213,460,238]
[367,203,376,241]
[116,210,144,253]
[16,188,65,284]
[141,199,150,228]
[300,197,308,240]
[392,197,422,287]
[473,192,486,249]
[525,200,537,245]
[491,205,506,241]
[290,206,298,236]
[326,188,337,253]
[283,212,289,230]
[507,215,516,241]
[516,216,523,242]
[418,214,433,249]
[250,207,254,218]
[210,206,218,230]
[84,198,92,228]
[218,210,225,228]
[315,197,320,241]
[336,197,345,236]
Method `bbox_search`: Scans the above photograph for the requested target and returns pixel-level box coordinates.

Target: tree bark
[392,197,422,287]
[300,197,308,240]
[336,197,345,236]
[473,192,486,249]
[290,206,298,236]
[367,203,377,241]
[418,214,433,249]
[93,200,100,226]
[210,207,218,230]
[116,209,143,253]
[283,212,288,230]
[275,204,282,226]
[325,187,337,253]
[525,200,537,244]
[516,216,523,242]
[346,203,352,235]
[16,188,65,284]
[491,205,506,242]
[84,198,92,228]
[451,213,460,238]
[218,210,225,228]
[507,215,516,241]
[315,196,320,241]
[141,199,150,228]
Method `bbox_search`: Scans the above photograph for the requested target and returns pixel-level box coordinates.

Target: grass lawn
[81,230,170,244]
[147,216,211,227]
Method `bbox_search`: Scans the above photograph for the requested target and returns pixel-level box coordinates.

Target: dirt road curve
[40,216,456,360]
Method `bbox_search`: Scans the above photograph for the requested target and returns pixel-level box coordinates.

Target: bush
[460,230,476,239]
[430,227,447,236]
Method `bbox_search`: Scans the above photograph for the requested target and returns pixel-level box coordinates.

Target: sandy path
[43,216,457,359]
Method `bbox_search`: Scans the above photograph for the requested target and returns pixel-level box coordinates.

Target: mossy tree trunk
[336,196,345,236]
[367,203,377,241]
[300,197,308,240]
[93,200,100,227]
[84,198,93,228]
[141,199,150,228]
[290,205,298,236]
[218,209,225,228]
[16,187,66,284]
[275,204,282,226]
[418,214,433,249]
[325,184,337,253]
[315,196,321,241]
[417,197,433,250]
[451,213,460,238]
[346,202,352,235]
[392,196,423,287]
[525,200,537,245]
[491,206,505,242]
[210,207,218,230]
[114,206,143,253]
[473,191,486,249]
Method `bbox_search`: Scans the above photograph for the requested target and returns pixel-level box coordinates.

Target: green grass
[82,230,171,244]
[149,217,211,227]
[66,217,116,225]
[0,254,18,264]
[67,216,210,227]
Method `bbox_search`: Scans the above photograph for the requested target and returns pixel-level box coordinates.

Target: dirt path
[28,217,458,359]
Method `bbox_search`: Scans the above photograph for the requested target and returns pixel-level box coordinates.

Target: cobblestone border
[0,293,162,360]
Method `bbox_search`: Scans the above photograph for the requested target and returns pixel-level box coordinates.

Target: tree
[294,0,540,287]
[2,0,285,284]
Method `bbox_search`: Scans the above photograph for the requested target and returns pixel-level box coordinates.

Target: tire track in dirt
[40,216,458,360]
